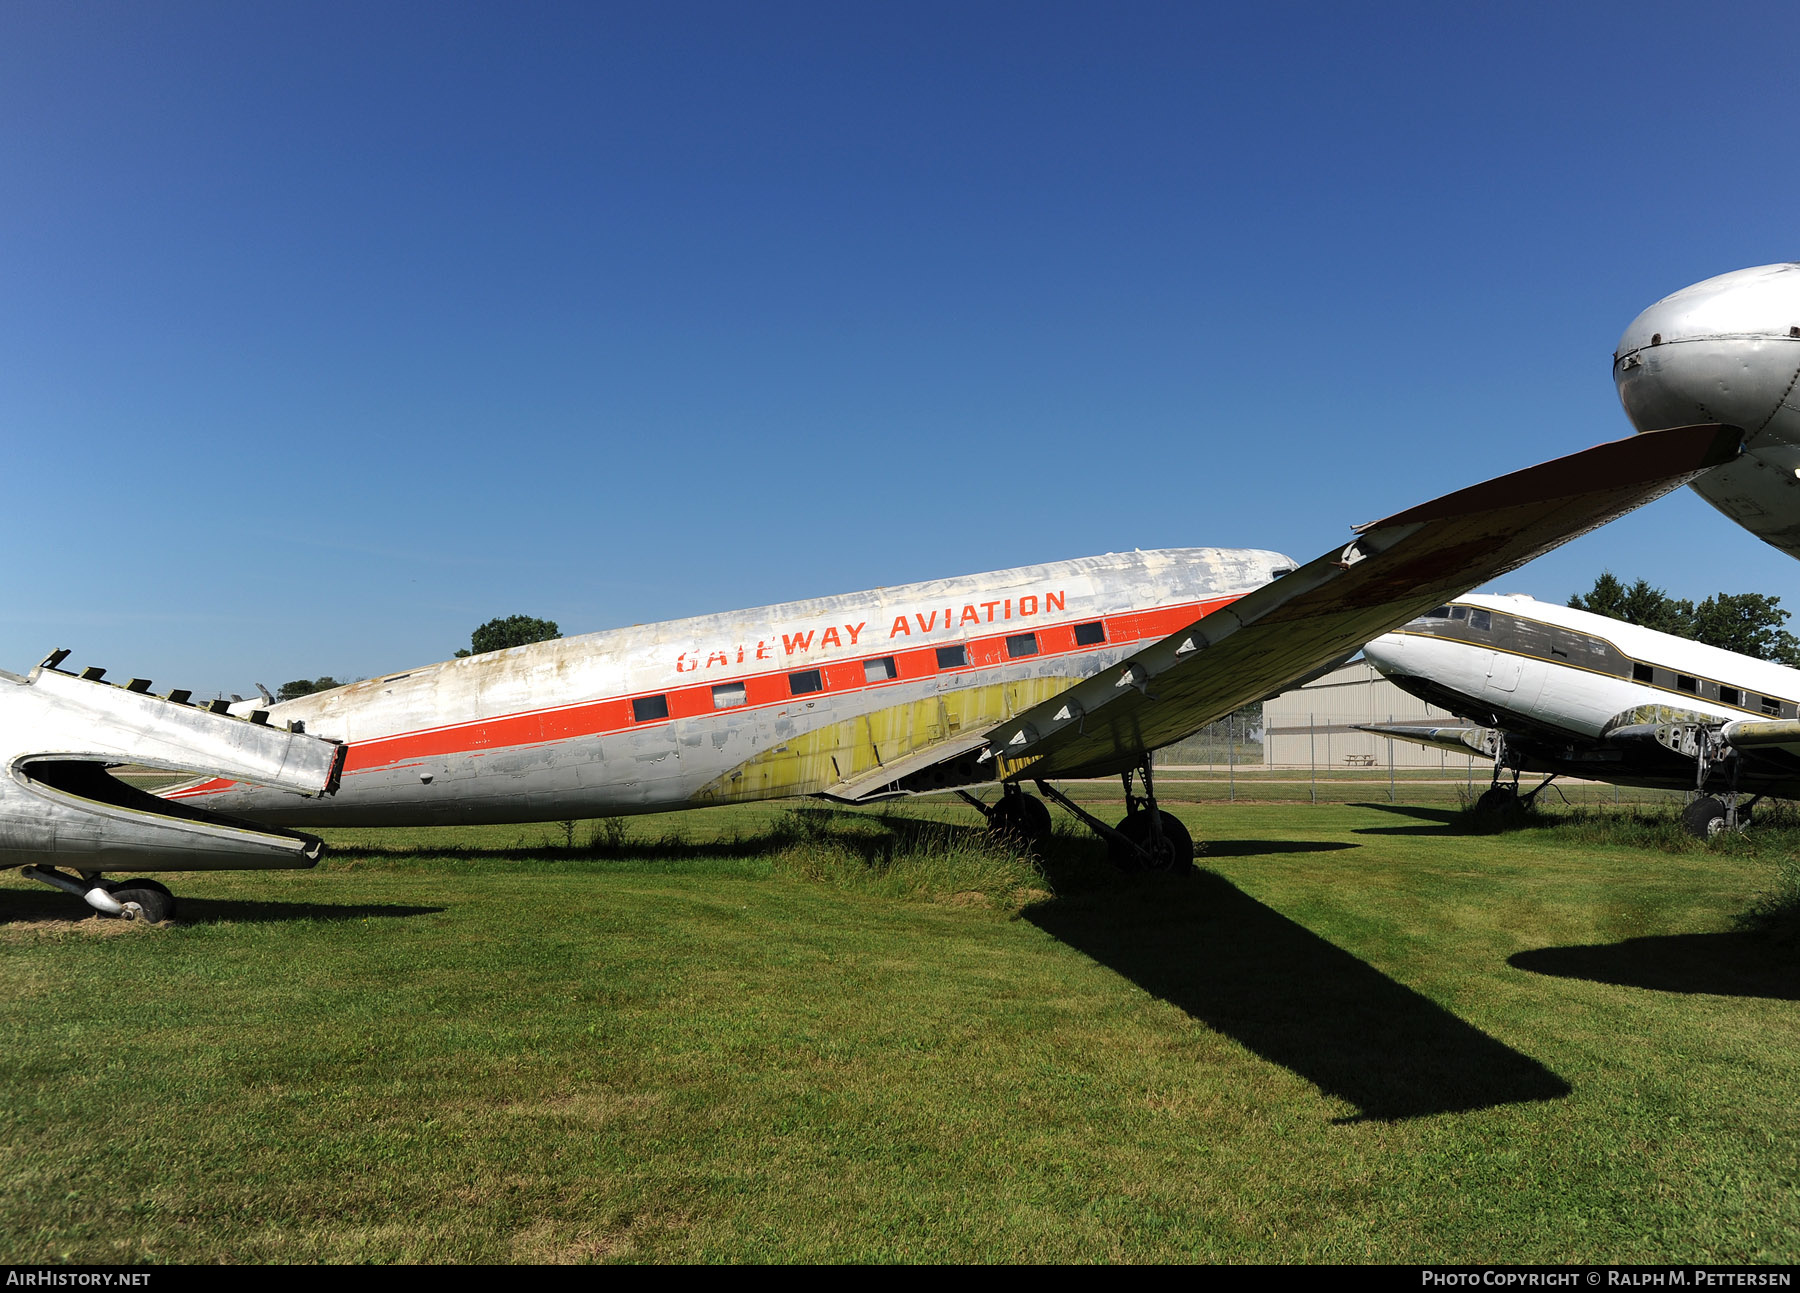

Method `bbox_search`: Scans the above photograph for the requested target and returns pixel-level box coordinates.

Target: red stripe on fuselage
[166,596,1237,799]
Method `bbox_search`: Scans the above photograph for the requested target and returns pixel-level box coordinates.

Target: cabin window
[1720,686,1741,707]
[712,682,746,710]
[632,695,669,722]
[788,669,823,696]
[1006,633,1039,658]
[864,656,897,683]
[1676,674,1698,694]
[1073,621,1106,646]
[1764,696,1782,716]
[936,645,968,669]
[1469,610,1492,632]
[1632,662,1653,683]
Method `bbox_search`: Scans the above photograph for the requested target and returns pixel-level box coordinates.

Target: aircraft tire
[1683,797,1729,840]
[1476,787,1516,815]
[1112,809,1195,875]
[111,882,175,924]
[988,793,1052,847]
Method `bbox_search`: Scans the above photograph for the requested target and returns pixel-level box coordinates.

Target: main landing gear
[1475,736,1556,815]
[958,784,1053,847]
[1683,793,1760,839]
[1682,728,1759,838]
[21,867,177,923]
[1032,757,1196,874]
[962,757,1195,873]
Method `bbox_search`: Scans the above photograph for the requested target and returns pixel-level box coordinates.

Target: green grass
[2,798,1796,1262]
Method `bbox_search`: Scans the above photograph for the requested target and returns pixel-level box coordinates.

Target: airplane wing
[985,424,1741,781]
[1359,722,1497,758]
[1719,718,1800,767]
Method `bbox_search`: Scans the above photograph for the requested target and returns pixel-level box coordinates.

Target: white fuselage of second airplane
[1364,593,1800,743]
[171,547,1294,827]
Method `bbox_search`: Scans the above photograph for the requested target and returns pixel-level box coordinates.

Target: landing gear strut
[1033,757,1195,874]
[1684,729,1756,838]
[21,867,176,923]
[1476,732,1523,813]
[1473,735,1557,815]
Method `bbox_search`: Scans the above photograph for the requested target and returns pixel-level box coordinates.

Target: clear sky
[4,1,1798,696]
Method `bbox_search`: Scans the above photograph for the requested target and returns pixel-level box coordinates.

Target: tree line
[1568,573,1800,667]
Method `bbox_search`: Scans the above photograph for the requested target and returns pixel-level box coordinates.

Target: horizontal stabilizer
[0,656,351,873]
[1359,722,1497,758]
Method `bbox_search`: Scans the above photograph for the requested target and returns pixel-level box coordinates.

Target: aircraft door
[1487,652,1522,693]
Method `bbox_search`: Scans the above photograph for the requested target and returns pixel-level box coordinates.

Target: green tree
[1568,573,1800,665]
[276,676,345,702]
[1689,592,1800,666]
[455,615,562,658]
[1567,572,1692,636]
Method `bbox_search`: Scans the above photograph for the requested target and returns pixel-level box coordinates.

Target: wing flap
[818,731,993,803]
[988,424,1741,780]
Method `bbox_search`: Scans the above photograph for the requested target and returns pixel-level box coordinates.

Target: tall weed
[768,808,1049,912]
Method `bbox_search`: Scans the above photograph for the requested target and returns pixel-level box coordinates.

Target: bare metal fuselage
[174,548,1292,827]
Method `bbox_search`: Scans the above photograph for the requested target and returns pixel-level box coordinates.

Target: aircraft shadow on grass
[1026,869,1571,1122]
[0,887,441,926]
[1345,802,1474,836]
[1510,933,1800,1001]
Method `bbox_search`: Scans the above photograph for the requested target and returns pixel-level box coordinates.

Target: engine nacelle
[1615,263,1800,557]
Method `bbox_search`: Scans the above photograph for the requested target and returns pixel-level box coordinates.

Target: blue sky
[4,1,1798,696]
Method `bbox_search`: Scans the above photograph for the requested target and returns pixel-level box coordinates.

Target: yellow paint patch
[696,676,1083,803]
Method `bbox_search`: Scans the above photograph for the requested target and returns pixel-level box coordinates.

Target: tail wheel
[1683,797,1729,839]
[1112,809,1195,874]
[111,879,176,923]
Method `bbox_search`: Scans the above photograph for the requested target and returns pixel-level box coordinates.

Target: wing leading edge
[985,424,1742,781]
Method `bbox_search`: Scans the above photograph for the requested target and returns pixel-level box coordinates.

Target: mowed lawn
[2,798,1795,1263]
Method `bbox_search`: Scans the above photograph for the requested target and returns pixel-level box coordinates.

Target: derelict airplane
[10,425,1738,921]
[1616,262,1800,556]
[1361,593,1800,837]
[0,662,344,922]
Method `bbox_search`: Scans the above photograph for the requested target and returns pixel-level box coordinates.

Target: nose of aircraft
[1614,263,1800,556]
[1362,633,1404,676]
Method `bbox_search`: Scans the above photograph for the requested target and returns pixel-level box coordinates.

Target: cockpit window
[1469,610,1493,632]
[1425,606,1451,619]
[1450,606,1469,620]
